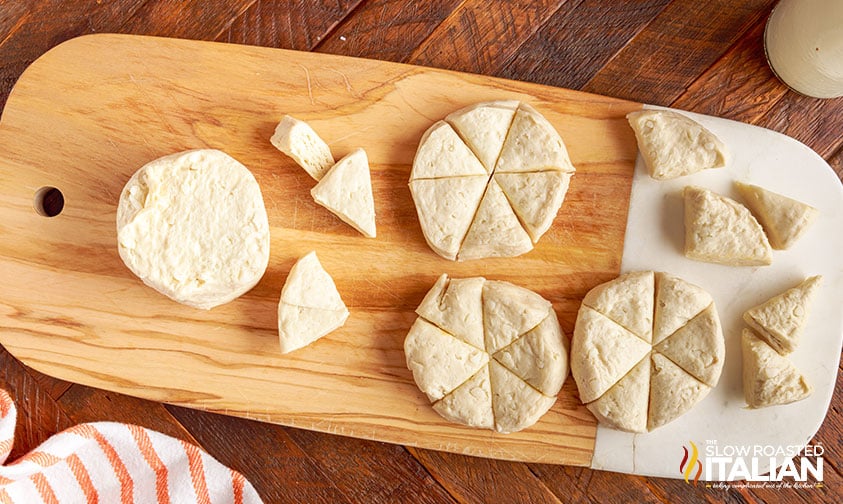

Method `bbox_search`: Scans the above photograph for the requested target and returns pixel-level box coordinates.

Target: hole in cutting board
[33,186,64,217]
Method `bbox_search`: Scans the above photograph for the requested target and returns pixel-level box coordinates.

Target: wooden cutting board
[0,34,641,466]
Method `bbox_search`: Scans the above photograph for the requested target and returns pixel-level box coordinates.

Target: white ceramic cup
[764,0,843,98]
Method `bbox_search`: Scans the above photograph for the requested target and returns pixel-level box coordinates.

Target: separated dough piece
[570,306,651,403]
[735,181,818,250]
[683,186,772,266]
[117,149,270,310]
[459,180,534,261]
[278,304,349,354]
[489,360,557,434]
[277,251,349,353]
[280,251,346,311]
[446,100,519,172]
[493,308,568,396]
[404,318,489,402]
[311,148,377,238]
[482,280,553,354]
[586,355,650,433]
[582,271,654,344]
[648,353,711,431]
[432,365,494,429]
[411,121,488,179]
[654,303,724,387]
[653,272,712,345]
[495,103,576,174]
[741,329,812,408]
[409,176,487,260]
[626,109,727,180]
[271,115,334,181]
[494,171,572,243]
[743,275,822,355]
[416,274,485,350]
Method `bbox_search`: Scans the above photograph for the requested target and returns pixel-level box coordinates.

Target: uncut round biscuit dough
[117,149,270,310]
[405,274,568,433]
[409,101,575,261]
[571,271,723,433]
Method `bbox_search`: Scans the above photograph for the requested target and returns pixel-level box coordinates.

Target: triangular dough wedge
[404,318,489,402]
[743,276,822,355]
[432,365,494,429]
[409,175,487,260]
[586,355,650,433]
[683,186,772,266]
[281,251,346,311]
[735,182,818,250]
[270,115,334,181]
[493,308,568,396]
[415,274,485,350]
[582,271,654,344]
[458,180,534,261]
[411,121,487,179]
[654,304,724,387]
[495,103,575,174]
[482,280,552,354]
[648,353,710,431]
[570,306,652,403]
[626,109,727,180]
[489,360,557,434]
[445,100,519,172]
[741,329,812,408]
[311,148,376,238]
[278,304,349,354]
[653,272,713,345]
[494,171,572,243]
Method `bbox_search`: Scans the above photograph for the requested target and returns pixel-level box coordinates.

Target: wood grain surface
[0,32,641,464]
[0,1,841,502]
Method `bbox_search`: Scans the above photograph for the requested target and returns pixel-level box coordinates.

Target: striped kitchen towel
[0,390,263,503]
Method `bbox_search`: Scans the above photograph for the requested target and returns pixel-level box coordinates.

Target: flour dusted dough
[270,115,334,181]
[409,176,487,260]
[581,271,654,344]
[626,109,727,180]
[117,149,270,310]
[572,271,722,431]
[586,356,650,433]
[743,275,822,355]
[741,329,812,408]
[410,101,575,261]
[405,276,567,433]
[277,251,349,353]
[311,148,377,238]
[571,306,651,404]
[683,186,772,266]
[735,181,818,250]
[445,100,518,172]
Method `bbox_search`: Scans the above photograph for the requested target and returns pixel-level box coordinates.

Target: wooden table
[1,1,841,502]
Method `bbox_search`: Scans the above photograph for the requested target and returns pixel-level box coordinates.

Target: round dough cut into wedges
[626,109,727,180]
[572,271,722,431]
[117,149,270,310]
[410,101,575,261]
[684,186,772,266]
[405,275,568,433]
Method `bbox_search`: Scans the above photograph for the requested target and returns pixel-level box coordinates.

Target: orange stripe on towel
[26,451,62,467]
[180,440,211,503]
[31,472,59,504]
[67,453,98,503]
[231,468,245,504]
[128,425,170,504]
[73,425,133,504]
